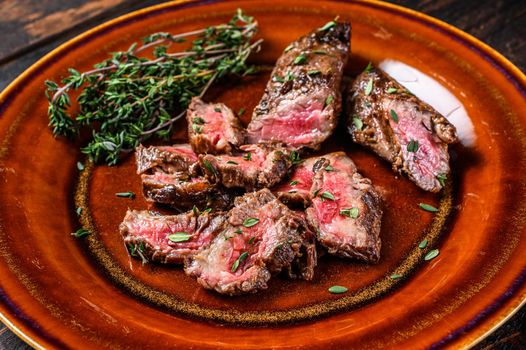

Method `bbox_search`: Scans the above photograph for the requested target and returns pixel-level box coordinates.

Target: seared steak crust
[274,157,319,207]
[136,144,197,175]
[187,97,245,154]
[347,66,458,192]
[120,210,226,264]
[305,152,383,263]
[247,21,351,149]
[184,189,312,295]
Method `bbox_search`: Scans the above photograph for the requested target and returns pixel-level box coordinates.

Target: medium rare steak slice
[347,66,458,192]
[199,144,293,191]
[274,156,321,207]
[136,144,197,175]
[187,97,245,154]
[184,189,313,295]
[120,209,226,264]
[247,21,350,149]
[306,152,383,263]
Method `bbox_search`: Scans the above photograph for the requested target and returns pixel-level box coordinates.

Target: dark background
[0,0,524,348]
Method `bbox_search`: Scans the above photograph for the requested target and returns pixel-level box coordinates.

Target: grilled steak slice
[306,152,383,263]
[136,144,197,175]
[274,156,321,207]
[247,21,350,149]
[286,211,317,280]
[199,144,293,191]
[184,189,311,295]
[187,97,245,154]
[347,66,458,192]
[120,209,226,264]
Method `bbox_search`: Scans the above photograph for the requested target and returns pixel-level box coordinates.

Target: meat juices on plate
[187,97,245,154]
[120,209,226,264]
[305,152,383,263]
[184,189,316,295]
[347,65,458,192]
[247,21,350,150]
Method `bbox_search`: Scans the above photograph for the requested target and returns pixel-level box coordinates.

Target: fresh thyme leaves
[437,174,447,187]
[226,160,238,165]
[273,75,285,83]
[46,10,262,165]
[364,78,373,96]
[353,117,363,131]
[313,50,327,55]
[424,249,440,261]
[243,152,252,161]
[167,232,192,242]
[248,236,255,244]
[328,285,348,294]
[192,205,199,215]
[214,107,221,113]
[71,228,90,238]
[243,217,260,227]
[203,159,219,177]
[289,150,303,165]
[127,242,148,264]
[318,20,336,31]
[419,239,428,249]
[288,190,298,193]
[290,180,299,186]
[387,87,398,94]
[202,207,212,214]
[115,191,135,198]
[407,139,419,153]
[237,107,245,116]
[390,274,402,279]
[231,251,249,272]
[307,69,321,76]
[192,124,203,134]
[76,161,84,171]
[321,191,335,201]
[234,229,243,234]
[293,53,307,65]
[364,62,373,72]
[324,95,334,108]
[419,203,438,212]
[285,71,295,81]
[340,207,359,219]
[389,109,399,123]
[313,189,321,197]
[193,117,205,124]
[284,44,294,52]
[76,207,82,216]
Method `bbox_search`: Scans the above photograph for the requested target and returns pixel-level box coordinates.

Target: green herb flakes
[168,232,192,243]
[284,44,294,52]
[324,165,334,171]
[238,108,245,116]
[71,228,90,238]
[321,191,335,201]
[340,207,359,219]
[115,191,135,198]
[192,124,203,134]
[364,62,374,72]
[226,160,238,165]
[318,20,336,32]
[407,139,419,153]
[202,207,212,214]
[419,239,428,249]
[424,249,440,261]
[231,252,249,272]
[364,78,373,96]
[313,50,327,55]
[290,180,299,186]
[390,274,402,280]
[293,53,307,65]
[289,150,302,165]
[76,207,82,216]
[389,109,399,123]
[193,117,205,125]
[243,152,252,161]
[353,117,363,131]
[214,107,221,113]
[387,87,398,94]
[203,160,219,177]
[324,95,334,108]
[419,203,438,212]
[248,236,255,245]
[77,161,84,171]
[307,70,321,76]
[328,285,348,294]
[243,217,260,227]
[437,174,447,187]
[272,75,285,83]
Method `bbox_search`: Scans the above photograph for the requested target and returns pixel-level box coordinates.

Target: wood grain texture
[0,1,524,349]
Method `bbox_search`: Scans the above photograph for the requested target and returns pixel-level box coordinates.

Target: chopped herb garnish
[115,191,135,198]
[364,78,374,96]
[313,50,327,55]
[288,190,298,193]
[353,117,363,131]
[364,62,374,72]
[389,109,399,123]
[234,229,243,234]
[313,189,321,197]
[289,150,303,165]
[387,87,398,94]
[321,191,335,201]
[340,207,359,219]
[238,107,245,116]
[390,274,402,279]
[226,160,238,165]
[324,165,334,171]
[290,180,299,186]
[284,44,294,52]
[424,249,440,261]
[214,107,221,113]
[248,236,255,244]
[318,20,336,31]
[192,124,203,134]
[437,174,447,187]
[419,203,438,212]
[419,239,428,249]
[193,117,205,124]
[192,205,199,216]
[71,228,90,238]
[407,139,419,153]
[272,75,285,83]
[293,53,307,65]
[243,217,260,227]
[203,159,219,177]
[285,71,295,81]
[202,207,212,214]
[308,70,321,76]
[231,251,249,272]
[243,152,252,161]
[328,285,348,294]
[76,207,82,216]
[168,232,192,243]
[324,95,334,108]
[77,161,84,171]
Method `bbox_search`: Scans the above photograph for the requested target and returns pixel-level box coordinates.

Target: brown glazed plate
[1,0,526,348]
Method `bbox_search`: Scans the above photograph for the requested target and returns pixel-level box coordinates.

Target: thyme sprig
[46,10,262,165]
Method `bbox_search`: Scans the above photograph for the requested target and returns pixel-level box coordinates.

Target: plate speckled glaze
[0,1,525,349]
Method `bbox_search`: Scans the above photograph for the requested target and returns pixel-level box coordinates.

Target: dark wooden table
[0,1,524,348]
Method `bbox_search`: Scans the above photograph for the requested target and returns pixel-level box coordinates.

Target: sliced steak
[247,21,351,149]
[306,152,383,263]
[274,156,321,207]
[199,144,293,191]
[187,97,245,154]
[184,189,312,295]
[120,209,226,264]
[347,66,458,192]
[136,144,197,175]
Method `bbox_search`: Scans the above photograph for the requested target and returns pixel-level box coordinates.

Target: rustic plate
[1,0,525,348]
